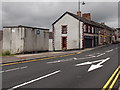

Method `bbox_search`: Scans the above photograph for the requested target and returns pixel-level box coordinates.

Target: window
[88,25,91,33]
[90,26,92,34]
[84,24,87,32]
[85,25,88,33]
[92,27,94,34]
[62,25,67,34]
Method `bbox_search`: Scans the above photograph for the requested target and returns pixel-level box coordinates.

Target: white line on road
[75,57,110,72]
[5,68,19,72]
[0,66,28,73]
[0,71,4,73]
[8,70,61,90]
[75,58,109,66]
[20,66,28,69]
[106,49,113,53]
[47,56,96,64]
[115,47,119,49]
[96,53,105,57]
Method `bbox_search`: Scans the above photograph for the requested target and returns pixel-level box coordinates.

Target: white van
[112,36,120,44]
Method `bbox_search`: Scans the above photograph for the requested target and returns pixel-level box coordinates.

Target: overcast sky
[1,2,118,30]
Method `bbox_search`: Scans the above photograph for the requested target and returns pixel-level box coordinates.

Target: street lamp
[78,1,85,11]
[78,0,85,49]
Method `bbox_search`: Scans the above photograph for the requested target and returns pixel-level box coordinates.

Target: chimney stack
[101,22,105,25]
[77,11,81,17]
[82,13,91,20]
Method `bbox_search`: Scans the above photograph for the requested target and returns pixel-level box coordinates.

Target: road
[1,44,120,89]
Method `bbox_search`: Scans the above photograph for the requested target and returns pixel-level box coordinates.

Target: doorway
[62,37,67,50]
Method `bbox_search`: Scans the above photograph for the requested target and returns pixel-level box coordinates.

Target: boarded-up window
[62,25,67,34]
[49,32,53,39]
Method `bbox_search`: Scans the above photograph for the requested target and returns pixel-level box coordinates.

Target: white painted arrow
[75,57,110,72]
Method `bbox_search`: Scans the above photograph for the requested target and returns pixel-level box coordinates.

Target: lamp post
[78,0,85,49]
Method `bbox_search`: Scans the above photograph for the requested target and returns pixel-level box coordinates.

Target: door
[62,37,67,50]
[84,38,92,48]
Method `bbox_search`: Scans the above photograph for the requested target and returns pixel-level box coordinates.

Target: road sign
[36,29,40,35]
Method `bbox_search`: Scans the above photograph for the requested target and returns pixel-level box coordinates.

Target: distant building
[112,28,120,42]
[52,11,115,51]
[3,25,49,54]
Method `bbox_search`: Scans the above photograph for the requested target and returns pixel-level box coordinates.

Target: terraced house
[52,11,115,51]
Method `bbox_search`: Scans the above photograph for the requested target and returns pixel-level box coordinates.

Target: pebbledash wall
[53,13,83,50]
[3,25,49,54]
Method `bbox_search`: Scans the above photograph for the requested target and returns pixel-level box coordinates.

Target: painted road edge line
[0,53,78,66]
[0,66,28,73]
[102,65,120,90]
[8,70,61,90]
[109,71,120,89]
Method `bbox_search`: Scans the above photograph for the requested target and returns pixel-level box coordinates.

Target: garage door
[84,38,92,48]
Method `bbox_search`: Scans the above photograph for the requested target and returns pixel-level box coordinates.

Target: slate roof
[52,11,115,31]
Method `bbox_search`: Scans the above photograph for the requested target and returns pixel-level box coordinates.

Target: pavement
[1,47,95,64]
[1,43,119,89]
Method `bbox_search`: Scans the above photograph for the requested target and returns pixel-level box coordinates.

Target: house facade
[52,11,115,51]
[52,12,83,51]
[3,25,49,54]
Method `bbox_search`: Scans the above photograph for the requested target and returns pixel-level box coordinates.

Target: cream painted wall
[54,14,83,50]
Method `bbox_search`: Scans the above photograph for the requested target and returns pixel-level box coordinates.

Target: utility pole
[78,0,85,49]
[78,0,80,49]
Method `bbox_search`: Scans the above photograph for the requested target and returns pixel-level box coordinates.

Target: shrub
[2,50,13,56]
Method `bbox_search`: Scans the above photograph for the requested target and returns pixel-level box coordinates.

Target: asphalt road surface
[1,44,120,90]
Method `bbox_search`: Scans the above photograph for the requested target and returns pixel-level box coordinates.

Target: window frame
[61,25,67,34]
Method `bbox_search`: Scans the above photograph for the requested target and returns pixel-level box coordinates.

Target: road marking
[20,66,28,69]
[102,66,120,90]
[75,57,110,72]
[75,58,109,66]
[115,47,119,49]
[0,53,80,66]
[109,71,120,89]
[73,58,77,60]
[5,68,20,72]
[8,70,61,90]
[0,66,28,73]
[96,53,105,57]
[88,58,110,72]
[106,49,113,53]
[47,56,95,64]
[0,71,4,73]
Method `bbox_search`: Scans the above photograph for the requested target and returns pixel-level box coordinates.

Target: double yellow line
[102,65,120,90]
[0,52,79,66]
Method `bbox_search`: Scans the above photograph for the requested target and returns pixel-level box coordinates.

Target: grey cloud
[1,2,118,30]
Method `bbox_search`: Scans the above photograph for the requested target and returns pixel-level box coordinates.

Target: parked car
[112,36,120,44]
